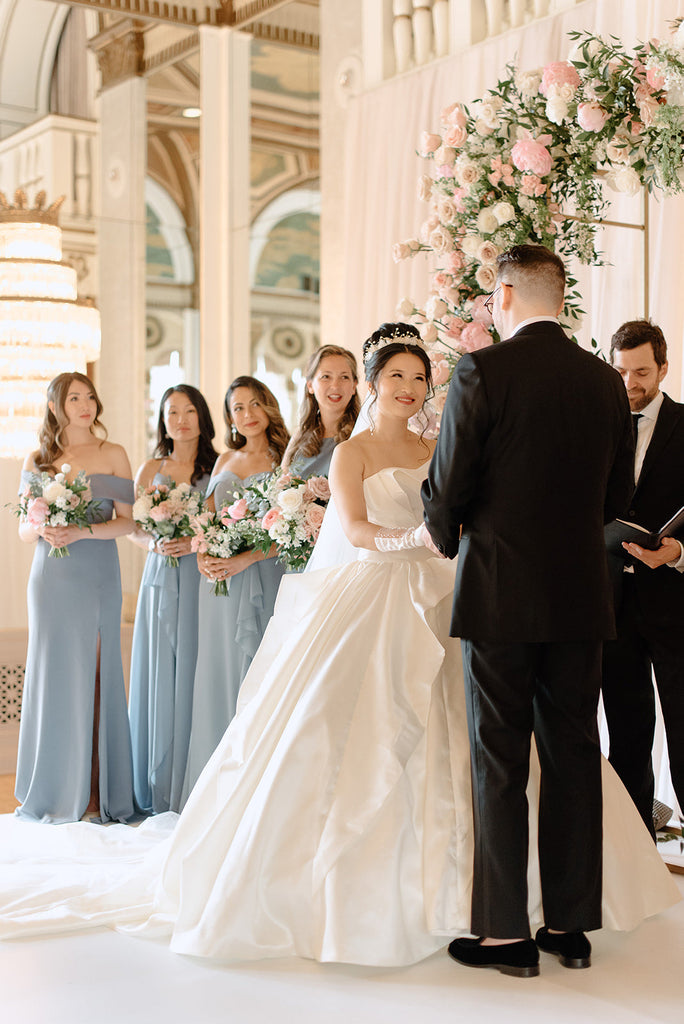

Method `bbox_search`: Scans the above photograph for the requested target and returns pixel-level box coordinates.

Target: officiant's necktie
[632,413,642,447]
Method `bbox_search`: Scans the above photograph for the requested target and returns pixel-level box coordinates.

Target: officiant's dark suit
[421,246,634,944]
[602,320,684,838]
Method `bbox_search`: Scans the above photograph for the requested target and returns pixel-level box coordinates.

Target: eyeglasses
[483,287,500,315]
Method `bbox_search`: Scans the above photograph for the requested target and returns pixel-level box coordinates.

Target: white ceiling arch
[0,0,70,137]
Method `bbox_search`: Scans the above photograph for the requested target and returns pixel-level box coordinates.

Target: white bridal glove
[373,521,431,552]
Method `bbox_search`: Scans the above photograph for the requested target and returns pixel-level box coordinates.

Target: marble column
[198,25,251,433]
[92,26,147,616]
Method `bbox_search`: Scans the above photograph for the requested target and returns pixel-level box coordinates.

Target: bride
[0,324,679,964]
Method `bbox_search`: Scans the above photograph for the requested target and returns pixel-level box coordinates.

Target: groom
[421,244,634,976]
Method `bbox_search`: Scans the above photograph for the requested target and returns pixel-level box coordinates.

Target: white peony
[605,165,641,197]
[515,68,542,98]
[546,96,569,125]
[43,481,69,504]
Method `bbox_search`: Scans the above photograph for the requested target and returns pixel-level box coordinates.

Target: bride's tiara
[363,330,426,363]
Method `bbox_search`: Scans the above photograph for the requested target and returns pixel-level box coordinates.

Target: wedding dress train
[0,466,679,965]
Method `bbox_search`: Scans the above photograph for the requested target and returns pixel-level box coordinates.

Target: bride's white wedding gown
[0,466,679,965]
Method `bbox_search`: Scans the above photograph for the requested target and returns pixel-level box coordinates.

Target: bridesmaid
[16,372,135,823]
[128,384,218,814]
[282,345,360,478]
[180,377,290,803]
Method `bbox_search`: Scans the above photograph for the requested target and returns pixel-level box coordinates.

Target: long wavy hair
[283,346,360,469]
[35,372,107,473]
[363,323,433,445]
[154,384,218,485]
[223,376,290,465]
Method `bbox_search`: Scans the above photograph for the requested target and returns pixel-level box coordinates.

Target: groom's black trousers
[461,638,603,939]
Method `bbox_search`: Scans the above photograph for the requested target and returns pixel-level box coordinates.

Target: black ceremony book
[605,504,684,554]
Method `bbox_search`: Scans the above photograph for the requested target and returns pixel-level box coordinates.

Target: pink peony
[577,102,610,132]
[511,133,553,177]
[262,508,282,530]
[459,323,494,352]
[227,497,249,520]
[445,316,466,339]
[540,62,580,97]
[470,294,494,326]
[26,497,50,528]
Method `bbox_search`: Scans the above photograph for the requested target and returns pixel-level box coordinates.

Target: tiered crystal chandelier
[0,190,101,457]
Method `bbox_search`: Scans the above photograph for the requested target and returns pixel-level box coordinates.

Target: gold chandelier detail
[0,190,101,458]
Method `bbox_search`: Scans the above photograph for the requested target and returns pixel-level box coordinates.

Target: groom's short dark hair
[496,245,565,308]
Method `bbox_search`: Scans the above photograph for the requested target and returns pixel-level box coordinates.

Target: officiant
[602,319,684,839]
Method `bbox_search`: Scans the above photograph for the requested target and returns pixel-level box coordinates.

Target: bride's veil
[304,393,373,572]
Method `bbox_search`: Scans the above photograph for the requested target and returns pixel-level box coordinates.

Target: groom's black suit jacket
[422,321,634,642]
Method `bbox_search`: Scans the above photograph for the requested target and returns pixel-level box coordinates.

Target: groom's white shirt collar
[511,316,561,336]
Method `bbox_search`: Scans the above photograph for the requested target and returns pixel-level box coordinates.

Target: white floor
[1,875,682,1024]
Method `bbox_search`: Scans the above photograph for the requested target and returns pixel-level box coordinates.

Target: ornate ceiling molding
[90,22,145,88]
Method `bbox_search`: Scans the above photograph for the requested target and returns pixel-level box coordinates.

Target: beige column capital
[89,21,145,91]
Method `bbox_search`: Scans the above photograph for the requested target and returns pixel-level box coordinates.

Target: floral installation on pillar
[394,22,684,426]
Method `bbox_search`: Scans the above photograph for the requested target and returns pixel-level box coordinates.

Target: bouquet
[257,470,331,572]
[133,481,205,567]
[190,499,271,596]
[12,463,99,557]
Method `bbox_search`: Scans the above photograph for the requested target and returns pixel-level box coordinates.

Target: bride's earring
[231,424,237,440]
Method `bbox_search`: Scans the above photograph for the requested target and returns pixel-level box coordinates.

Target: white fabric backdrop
[343,0,684,401]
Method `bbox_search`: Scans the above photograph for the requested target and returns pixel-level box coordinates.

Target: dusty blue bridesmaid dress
[180,470,286,803]
[128,472,210,814]
[15,472,135,824]
[288,436,335,481]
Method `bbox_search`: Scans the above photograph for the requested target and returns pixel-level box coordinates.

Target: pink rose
[420,131,442,155]
[67,492,81,510]
[511,134,553,177]
[26,497,50,528]
[392,242,411,262]
[262,508,282,530]
[520,174,547,198]
[540,62,580,97]
[443,123,467,148]
[470,294,494,326]
[227,497,249,520]
[459,323,494,352]
[577,102,610,132]
[304,504,325,537]
[444,250,465,274]
[306,476,330,501]
[430,357,451,387]
[441,103,467,128]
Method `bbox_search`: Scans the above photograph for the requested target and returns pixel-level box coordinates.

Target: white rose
[476,208,499,235]
[474,119,495,137]
[605,165,641,197]
[475,264,498,291]
[557,82,577,103]
[477,240,500,265]
[438,197,460,225]
[43,481,68,504]
[491,201,515,225]
[433,146,456,167]
[461,234,482,257]
[396,296,415,317]
[428,225,455,254]
[454,155,481,187]
[420,321,439,344]
[417,174,433,202]
[277,486,306,514]
[392,242,411,262]
[425,295,448,320]
[546,96,569,125]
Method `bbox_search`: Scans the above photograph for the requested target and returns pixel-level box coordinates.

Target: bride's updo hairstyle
[363,322,433,393]
[36,372,106,473]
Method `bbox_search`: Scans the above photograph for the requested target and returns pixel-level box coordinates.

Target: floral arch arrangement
[394,23,684,414]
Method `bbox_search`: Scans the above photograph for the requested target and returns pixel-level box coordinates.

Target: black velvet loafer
[535,927,591,968]
[447,937,540,978]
